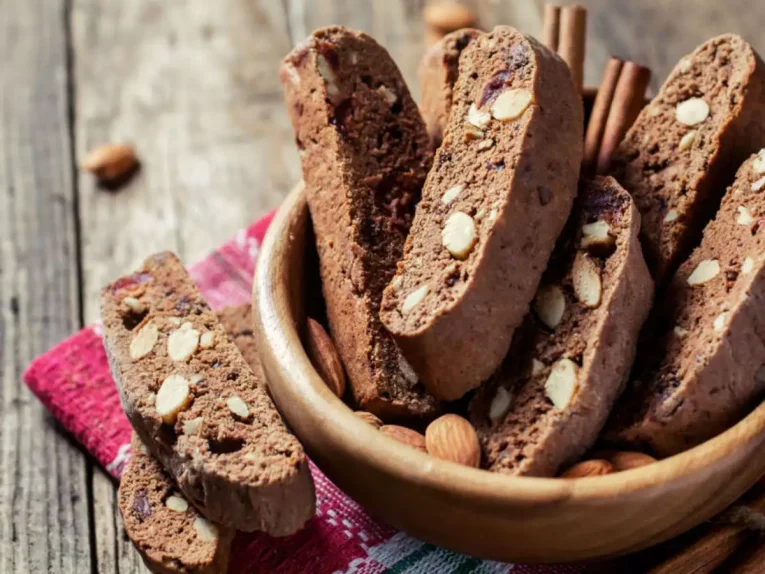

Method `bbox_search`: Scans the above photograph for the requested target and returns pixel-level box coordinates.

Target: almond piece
[182,416,204,436]
[675,98,709,126]
[442,212,478,260]
[490,89,533,121]
[167,322,200,362]
[355,411,383,429]
[737,206,755,226]
[155,374,192,424]
[607,451,657,471]
[402,285,429,313]
[488,386,513,423]
[380,425,427,452]
[560,459,614,478]
[572,253,602,308]
[193,517,219,542]
[226,395,250,419]
[533,284,566,329]
[425,414,481,468]
[317,54,339,97]
[713,312,728,332]
[545,358,579,410]
[753,149,765,175]
[81,143,139,183]
[467,103,491,129]
[305,318,346,398]
[663,209,679,223]
[687,259,720,286]
[678,130,696,151]
[165,495,189,513]
[129,321,158,360]
[441,184,464,205]
[199,331,215,349]
[580,220,615,253]
[742,256,755,274]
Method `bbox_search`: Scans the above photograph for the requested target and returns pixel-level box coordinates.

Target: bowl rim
[254,181,765,512]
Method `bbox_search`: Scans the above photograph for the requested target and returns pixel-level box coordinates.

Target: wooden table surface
[2,1,764,571]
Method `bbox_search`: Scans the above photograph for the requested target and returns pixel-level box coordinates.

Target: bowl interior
[253,168,765,564]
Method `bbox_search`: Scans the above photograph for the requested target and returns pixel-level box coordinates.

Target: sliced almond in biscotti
[606,150,765,456]
[118,433,234,574]
[101,252,315,534]
[609,35,765,284]
[418,28,481,147]
[470,177,653,477]
[380,26,583,401]
[280,26,440,421]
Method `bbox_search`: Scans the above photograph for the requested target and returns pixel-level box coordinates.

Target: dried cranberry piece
[110,273,151,295]
[503,43,529,71]
[479,70,511,107]
[133,489,151,521]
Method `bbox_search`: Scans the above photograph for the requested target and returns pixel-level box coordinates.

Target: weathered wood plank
[0,0,92,572]
[71,0,297,570]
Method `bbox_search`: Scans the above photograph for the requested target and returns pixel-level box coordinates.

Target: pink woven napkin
[24,211,581,574]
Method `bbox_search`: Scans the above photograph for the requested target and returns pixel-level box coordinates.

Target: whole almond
[355,411,383,429]
[425,414,481,468]
[305,317,346,398]
[380,425,427,452]
[608,451,657,471]
[423,3,477,32]
[560,459,614,478]
[80,143,139,183]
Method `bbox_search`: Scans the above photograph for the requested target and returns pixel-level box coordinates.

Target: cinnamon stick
[595,61,651,174]
[583,57,624,171]
[542,4,561,52]
[558,5,587,93]
[648,491,765,574]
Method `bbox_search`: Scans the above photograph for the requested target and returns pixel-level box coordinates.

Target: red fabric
[24,210,579,573]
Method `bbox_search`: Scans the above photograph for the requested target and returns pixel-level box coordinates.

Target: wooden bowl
[252,182,765,563]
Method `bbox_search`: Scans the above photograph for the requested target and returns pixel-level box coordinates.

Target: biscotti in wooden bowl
[253,24,765,562]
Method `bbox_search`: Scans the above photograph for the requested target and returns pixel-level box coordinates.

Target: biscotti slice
[609,34,765,283]
[214,304,262,381]
[280,27,440,420]
[606,150,765,456]
[380,26,583,400]
[419,28,481,146]
[119,434,233,574]
[101,252,315,534]
[469,177,653,476]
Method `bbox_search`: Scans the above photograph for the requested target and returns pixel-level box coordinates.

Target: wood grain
[0,0,92,572]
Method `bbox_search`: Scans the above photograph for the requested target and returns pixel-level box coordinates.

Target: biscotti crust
[419,28,481,147]
[607,150,765,456]
[215,304,262,381]
[119,434,233,574]
[280,27,440,421]
[610,34,765,283]
[102,252,315,534]
[470,177,653,476]
[380,26,583,400]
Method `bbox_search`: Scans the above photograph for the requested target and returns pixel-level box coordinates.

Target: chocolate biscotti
[469,177,653,476]
[419,28,481,146]
[606,150,765,456]
[101,252,315,534]
[119,434,233,574]
[609,35,765,283]
[280,27,439,420]
[380,26,583,400]
[215,304,262,381]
